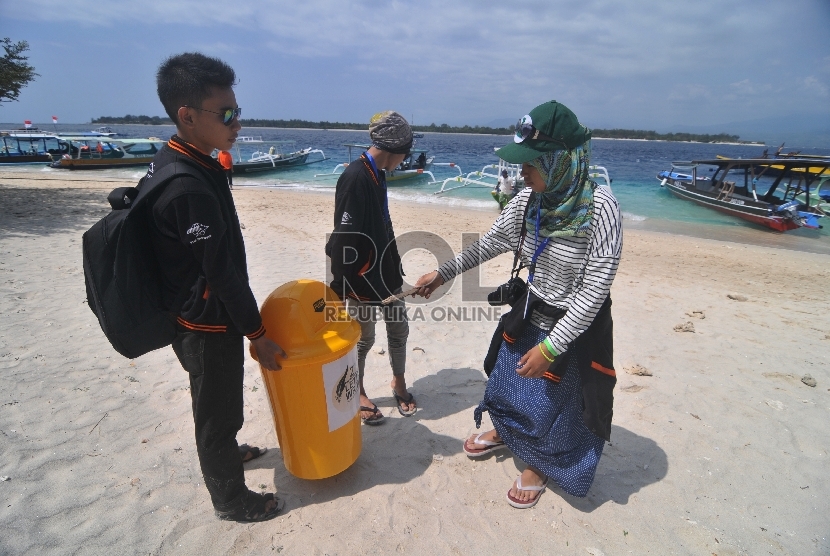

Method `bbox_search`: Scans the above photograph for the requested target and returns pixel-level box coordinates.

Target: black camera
[487,276,527,306]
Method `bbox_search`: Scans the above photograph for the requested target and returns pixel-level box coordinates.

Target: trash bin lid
[259,279,360,363]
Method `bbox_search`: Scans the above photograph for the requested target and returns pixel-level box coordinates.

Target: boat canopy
[1,131,59,140]
[114,138,166,144]
[57,137,164,143]
[677,158,830,171]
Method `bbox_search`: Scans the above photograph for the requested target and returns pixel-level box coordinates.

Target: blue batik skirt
[474,324,605,497]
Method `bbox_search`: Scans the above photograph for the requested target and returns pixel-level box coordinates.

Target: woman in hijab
[415,101,622,509]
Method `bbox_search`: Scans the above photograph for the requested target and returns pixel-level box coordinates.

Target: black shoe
[215,490,284,522]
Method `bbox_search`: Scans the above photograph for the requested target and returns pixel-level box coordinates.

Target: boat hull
[0,153,53,164]
[49,156,153,170]
[234,153,310,173]
[386,162,434,183]
[663,181,797,232]
[387,171,427,182]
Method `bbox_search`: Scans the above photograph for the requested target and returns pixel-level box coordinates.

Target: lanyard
[364,151,380,182]
[527,203,549,284]
[363,152,391,225]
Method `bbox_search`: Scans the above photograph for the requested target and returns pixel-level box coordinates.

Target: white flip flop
[506,475,548,509]
[462,432,508,458]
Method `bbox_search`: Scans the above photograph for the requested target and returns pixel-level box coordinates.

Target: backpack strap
[134,160,212,207]
[107,160,212,211]
[141,160,216,308]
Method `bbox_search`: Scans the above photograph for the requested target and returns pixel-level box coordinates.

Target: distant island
[91,115,757,143]
[93,115,174,125]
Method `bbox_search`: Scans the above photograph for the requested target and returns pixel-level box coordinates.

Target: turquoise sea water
[4,124,830,253]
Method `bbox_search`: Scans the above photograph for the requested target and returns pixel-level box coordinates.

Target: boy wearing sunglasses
[149,52,285,522]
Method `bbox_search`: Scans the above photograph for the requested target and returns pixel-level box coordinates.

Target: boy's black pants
[172,330,247,508]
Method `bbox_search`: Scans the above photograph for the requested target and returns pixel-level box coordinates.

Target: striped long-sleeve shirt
[437,186,622,354]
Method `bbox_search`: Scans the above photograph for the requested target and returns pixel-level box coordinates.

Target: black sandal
[214,489,284,523]
[239,444,267,463]
[360,404,385,426]
[392,390,417,417]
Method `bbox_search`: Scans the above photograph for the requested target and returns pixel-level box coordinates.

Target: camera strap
[510,192,535,280]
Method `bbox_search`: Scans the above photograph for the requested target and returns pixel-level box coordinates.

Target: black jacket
[325,153,404,303]
[146,137,264,338]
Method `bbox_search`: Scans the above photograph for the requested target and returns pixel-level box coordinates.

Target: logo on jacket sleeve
[340,212,352,225]
[187,223,211,243]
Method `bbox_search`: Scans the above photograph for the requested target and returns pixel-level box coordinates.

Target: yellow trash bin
[253,279,362,479]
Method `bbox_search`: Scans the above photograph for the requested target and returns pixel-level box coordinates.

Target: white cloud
[2,0,829,126]
[803,76,829,97]
[668,85,712,101]
[0,0,794,77]
[727,79,773,97]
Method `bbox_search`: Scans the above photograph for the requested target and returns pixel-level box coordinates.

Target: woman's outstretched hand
[516,345,552,378]
[414,271,445,299]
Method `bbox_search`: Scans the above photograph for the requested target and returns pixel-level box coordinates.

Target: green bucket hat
[496,100,591,164]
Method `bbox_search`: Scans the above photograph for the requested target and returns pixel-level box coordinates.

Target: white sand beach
[1,171,828,555]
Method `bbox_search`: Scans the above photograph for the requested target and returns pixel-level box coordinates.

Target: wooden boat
[0,131,68,164]
[315,143,461,184]
[387,148,435,182]
[657,158,828,232]
[92,126,118,137]
[49,137,164,170]
[58,127,119,138]
[229,137,327,174]
[434,147,611,209]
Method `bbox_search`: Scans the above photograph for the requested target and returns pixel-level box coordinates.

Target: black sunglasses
[185,105,242,126]
[514,115,564,146]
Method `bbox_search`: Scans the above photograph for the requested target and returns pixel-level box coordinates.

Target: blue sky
[2,0,829,142]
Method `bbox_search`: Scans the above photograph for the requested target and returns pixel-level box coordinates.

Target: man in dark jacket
[326,111,417,425]
[151,52,285,522]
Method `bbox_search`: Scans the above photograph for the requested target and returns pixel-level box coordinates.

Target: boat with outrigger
[434,148,612,209]
[49,137,165,169]
[229,136,328,174]
[657,157,829,232]
[314,143,462,184]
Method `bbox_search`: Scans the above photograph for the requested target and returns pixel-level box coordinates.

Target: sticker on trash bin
[322,347,360,432]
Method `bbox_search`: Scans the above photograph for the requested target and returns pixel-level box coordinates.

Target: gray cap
[369,111,413,155]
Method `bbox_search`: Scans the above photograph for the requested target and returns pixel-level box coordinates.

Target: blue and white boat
[0,131,68,164]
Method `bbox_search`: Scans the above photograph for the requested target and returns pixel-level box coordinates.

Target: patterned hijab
[526,140,595,238]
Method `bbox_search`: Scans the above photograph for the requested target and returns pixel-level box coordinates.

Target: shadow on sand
[247,368,488,510]
[249,368,665,514]
[501,424,668,512]
[0,187,110,237]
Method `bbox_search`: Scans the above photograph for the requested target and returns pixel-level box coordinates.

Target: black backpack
[82,160,207,359]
